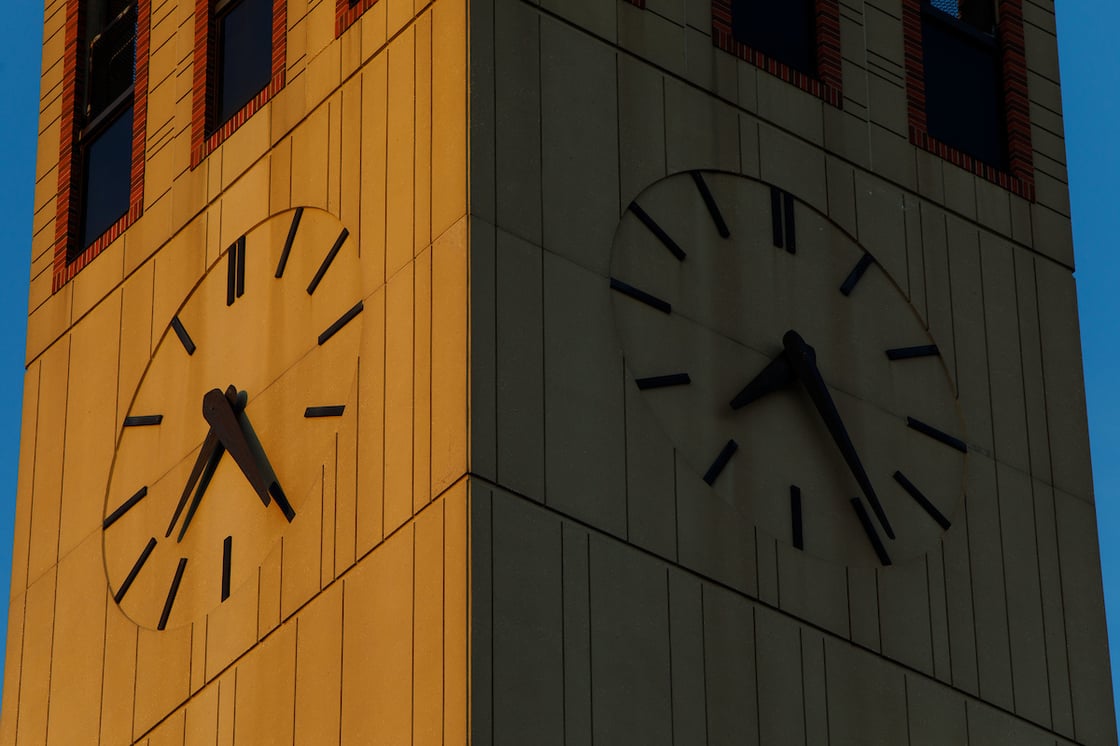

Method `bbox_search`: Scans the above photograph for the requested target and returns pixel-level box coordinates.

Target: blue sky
[0,0,40,684]
[1062,0,1120,718]
[0,0,1117,721]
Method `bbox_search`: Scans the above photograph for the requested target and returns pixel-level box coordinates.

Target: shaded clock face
[102,207,364,629]
[610,171,967,566]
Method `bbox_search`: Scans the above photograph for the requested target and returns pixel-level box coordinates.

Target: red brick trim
[53,0,151,293]
[336,0,381,37]
[711,0,842,108]
[902,0,1034,200]
[191,0,287,167]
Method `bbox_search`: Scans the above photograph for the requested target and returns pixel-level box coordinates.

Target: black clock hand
[782,329,895,540]
[202,386,295,521]
[173,387,245,542]
[729,352,794,410]
[203,386,271,507]
[175,439,225,542]
[166,427,222,539]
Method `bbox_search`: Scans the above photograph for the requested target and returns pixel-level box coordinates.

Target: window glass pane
[85,0,133,43]
[732,0,816,76]
[922,14,1005,168]
[216,0,273,126]
[927,0,995,33]
[80,105,134,250]
[960,0,995,32]
[87,2,136,120]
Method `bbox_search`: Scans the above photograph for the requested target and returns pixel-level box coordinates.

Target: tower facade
[2,0,1116,744]
[3,0,469,742]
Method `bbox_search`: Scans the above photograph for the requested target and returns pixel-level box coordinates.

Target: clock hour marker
[839,253,874,297]
[770,187,796,253]
[123,415,163,427]
[171,316,196,355]
[275,207,304,279]
[886,344,939,361]
[893,471,951,530]
[225,236,246,305]
[702,439,738,486]
[236,235,246,299]
[221,536,232,602]
[318,300,364,346]
[770,187,783,249]
[635,373,691,390]
[691,171,730,239]
[114,537,157,604]
[906,416,967,453]
[158,557,188,631]
[269,482,296,522]
[628,202,686,261]
[851,498,892,566]
[305,405,346,418]
[790,484,803,550]
[227,242,236,306]
[609,278,671,314]
[103,486,148,530]
[308,228,350,295]
[783,192,796,253]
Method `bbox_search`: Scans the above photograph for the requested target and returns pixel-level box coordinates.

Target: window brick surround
[712,0,842,107]
[336,0,381,36]
[191,0,287,167]
[902,0,1034,200]
[53,0,151,293]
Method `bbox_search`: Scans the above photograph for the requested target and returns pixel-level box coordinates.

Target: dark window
[732,0,816,76]
[214,0,273,127]
[74,0,137,257]
[86,0,136,119]
[929,0,994,32]
[921,0,1006,168]
[80,105,134,248]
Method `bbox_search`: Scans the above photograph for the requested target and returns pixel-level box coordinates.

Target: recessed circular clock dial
[102,207,364,630]
[610,171,967,567]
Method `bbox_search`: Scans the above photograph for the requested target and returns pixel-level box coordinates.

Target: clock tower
[3,0,1116,744]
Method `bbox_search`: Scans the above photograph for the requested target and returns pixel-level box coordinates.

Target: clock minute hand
[782,329,895,540]
[175,439,225,543]
[166,427,223,539]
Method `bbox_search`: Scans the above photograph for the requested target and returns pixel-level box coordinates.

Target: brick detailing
[53,0,151,293]
[711,0,842,108]
[191,0,287,167]
[336,0,381,37]
[902,0,1034,200]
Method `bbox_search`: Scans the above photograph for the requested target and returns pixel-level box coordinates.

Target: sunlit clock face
[102,207,364,629]
[610,171,968,566]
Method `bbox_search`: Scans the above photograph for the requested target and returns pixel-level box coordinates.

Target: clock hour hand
[166,427,223,539]
[782,330,895,540]
[202,386,295,521]
[729,352,794,410]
